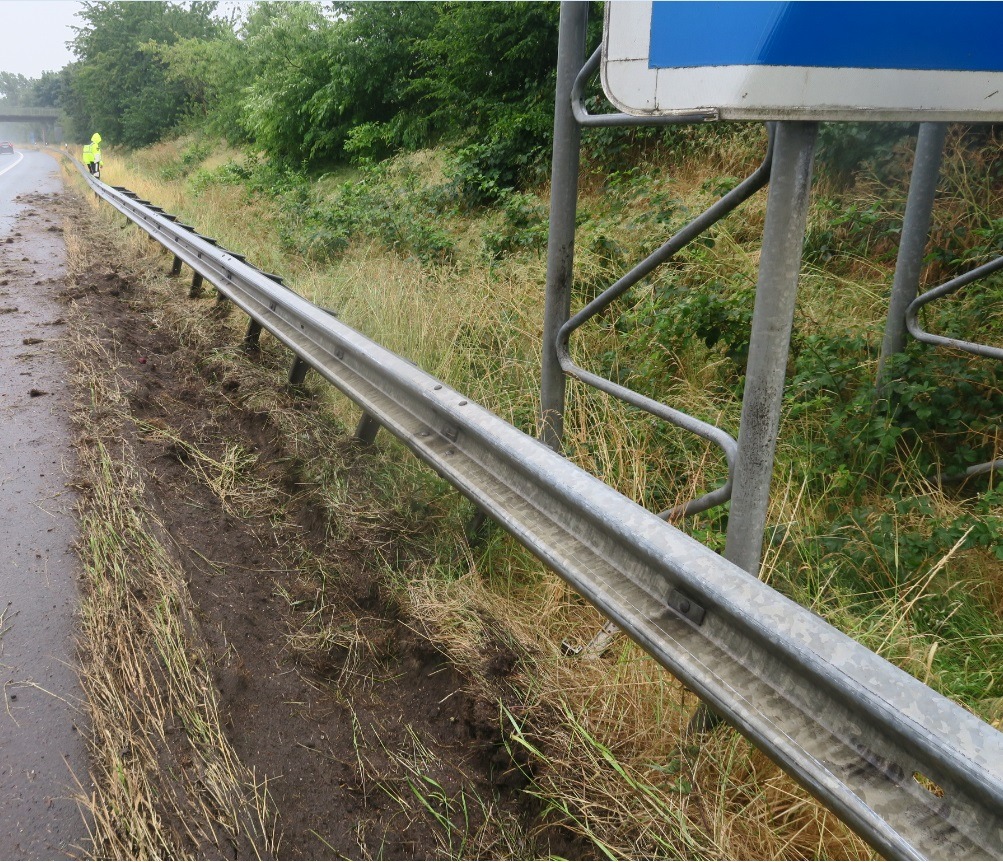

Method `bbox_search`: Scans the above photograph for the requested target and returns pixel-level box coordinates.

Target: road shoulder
[0,165,90,859]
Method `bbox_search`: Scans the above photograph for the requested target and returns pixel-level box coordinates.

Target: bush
[482,191,548,259]
[816,122,918,185]
[272,162,456,265]
[157,139,214,181]
[189,158,255,196]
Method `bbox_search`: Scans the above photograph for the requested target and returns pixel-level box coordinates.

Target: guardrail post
[724,122,818,577]
[189,272,204,298]
[288,356,310,387]
[170,254,183,277]
[244,319,263,352]
[540,0,587,451]
[353,412,381,445]
[876,122,948,398]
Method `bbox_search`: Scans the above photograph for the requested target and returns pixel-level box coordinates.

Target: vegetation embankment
[63,116,1002,859]
[23,1,1002,857]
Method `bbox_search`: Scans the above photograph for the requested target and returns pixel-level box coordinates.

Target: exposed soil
[56,184,584,858]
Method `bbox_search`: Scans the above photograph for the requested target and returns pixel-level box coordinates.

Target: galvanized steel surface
[79,167,1003,860]
[554,126,774,520]
[906,254,1003,361]
[571,46,718,127]
[540,1,587,450]
[877,123,948,392]
[722,122,817,577]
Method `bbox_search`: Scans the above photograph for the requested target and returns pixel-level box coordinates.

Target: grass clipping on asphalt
[65,217,277,859]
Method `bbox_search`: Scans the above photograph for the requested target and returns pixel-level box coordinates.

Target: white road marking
[0,152,25,178]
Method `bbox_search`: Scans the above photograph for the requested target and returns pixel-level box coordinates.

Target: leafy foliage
[57,1,562,192]
[0,72,31,104]
[413,2,560,200]
[262,160,457,265]
[67,1,226,147]
[816,122,918,185]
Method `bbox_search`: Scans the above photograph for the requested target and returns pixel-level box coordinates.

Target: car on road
[0,141,14,155]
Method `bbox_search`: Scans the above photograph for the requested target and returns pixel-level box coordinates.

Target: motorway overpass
[0,105,60,123]
[0,105,62,143]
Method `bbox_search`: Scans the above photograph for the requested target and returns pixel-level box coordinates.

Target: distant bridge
[0,105,61,123]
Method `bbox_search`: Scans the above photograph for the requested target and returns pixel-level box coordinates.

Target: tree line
[7,1,592,196]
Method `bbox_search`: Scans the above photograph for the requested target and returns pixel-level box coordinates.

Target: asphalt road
[0,148,89,859]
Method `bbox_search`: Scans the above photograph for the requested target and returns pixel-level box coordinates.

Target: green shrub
[189,158,255,196]
[269,162,456,265]
[816,122,918,185]
[158,138,214,181]
[482,191,549,259]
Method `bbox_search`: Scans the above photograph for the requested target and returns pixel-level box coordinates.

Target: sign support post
[541,1,588,451]
[876,122,948,397]
[723,122,818,576]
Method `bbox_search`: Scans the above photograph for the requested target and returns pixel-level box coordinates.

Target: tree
[236,2,338,161]
[413,2,561,197]
[153,31,246,139]
[25,70,69,109]
[66,1,226,146]
[0,72,30,105]
[318,2,445,159]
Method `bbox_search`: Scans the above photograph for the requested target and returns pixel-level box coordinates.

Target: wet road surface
[0,148,89,858]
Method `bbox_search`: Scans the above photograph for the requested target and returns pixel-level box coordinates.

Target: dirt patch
[58,185,584,858]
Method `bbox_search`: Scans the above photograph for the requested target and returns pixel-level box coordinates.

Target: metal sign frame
[602,1,1003,122]
[540,3,1003,855]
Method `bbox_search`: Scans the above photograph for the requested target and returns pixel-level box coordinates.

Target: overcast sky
[0,1,81,79]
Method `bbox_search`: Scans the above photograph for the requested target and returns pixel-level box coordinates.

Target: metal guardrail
[75,163,1003,860]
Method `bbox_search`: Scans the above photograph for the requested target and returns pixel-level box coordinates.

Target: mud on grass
[59,188,577,857]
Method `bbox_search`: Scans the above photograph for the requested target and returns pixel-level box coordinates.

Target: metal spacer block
[668,588,705,625]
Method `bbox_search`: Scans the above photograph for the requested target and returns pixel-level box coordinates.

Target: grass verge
[60,128,1002,859]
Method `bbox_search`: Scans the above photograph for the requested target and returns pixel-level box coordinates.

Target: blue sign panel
[649,2,1003,73]
[603,0,1003,121]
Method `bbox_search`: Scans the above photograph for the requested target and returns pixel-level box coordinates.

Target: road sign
[602,1,1003,121]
